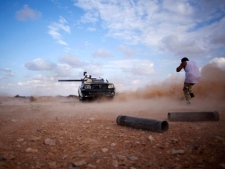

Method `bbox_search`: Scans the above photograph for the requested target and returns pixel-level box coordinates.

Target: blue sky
[0,0,225,96]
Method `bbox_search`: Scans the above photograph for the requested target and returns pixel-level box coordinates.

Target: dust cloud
[0,64,224,121]
[117,64,225,101]
[62,63,224,120]
[196,64,225,100]
[111,64,225,117]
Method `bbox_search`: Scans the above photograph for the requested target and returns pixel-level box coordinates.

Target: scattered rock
[87,164,96,168]
[171,149,185,155]
[17,138,24,142]
[0,157,6,161]
[96,159,101,163]
[111,143,116,147]
[44,138,56,146]
[112,160,119,167]
[25,148,38,153]
[73,159,87,166]
[86,120,91,124]
[116,155,126,160]
[156,144,164,149]
[148,135,155,142]
[30,136,41,141]
[215,136,224,141]
[170,138,178,144]
[175,157,180,161]
[219,163,225,169]
[189,142,198,150]
[102,148,108,153]
[62,155,67,159]
[129,156,138,161]
[69,167,80,169]
[76,136,82,141]
[48,161,57,168]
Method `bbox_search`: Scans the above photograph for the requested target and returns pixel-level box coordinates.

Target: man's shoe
[190,93,195,98]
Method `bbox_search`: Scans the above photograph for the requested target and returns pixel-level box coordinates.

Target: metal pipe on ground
[168,111,219,122]
[116,115,169,133]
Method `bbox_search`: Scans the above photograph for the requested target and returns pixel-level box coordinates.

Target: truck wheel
[78,94,84,102]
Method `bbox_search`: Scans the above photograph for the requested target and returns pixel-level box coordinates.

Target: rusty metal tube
[168,111,219,121]
[116,115,169,133]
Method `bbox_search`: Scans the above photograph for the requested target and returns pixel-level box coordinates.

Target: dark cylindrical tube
[168,111,219,122]
[116,115,169,133]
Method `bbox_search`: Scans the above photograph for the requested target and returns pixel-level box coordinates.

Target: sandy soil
[0,94,224,169]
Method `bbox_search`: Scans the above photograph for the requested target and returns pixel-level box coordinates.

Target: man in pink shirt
[176,57,201,104]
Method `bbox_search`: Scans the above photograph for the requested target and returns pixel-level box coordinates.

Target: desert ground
[0,65,225,169]
[0,93,225,169]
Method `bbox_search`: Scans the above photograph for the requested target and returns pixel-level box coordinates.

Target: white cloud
[0,68,12,73]
[92,49,113,58]
[25,58,56,71]
[87,27,96,31]
[162,0,194,16]
[209,57,225,71]
[0,68,14,78]
[160,35,204,56]
[6,72,15,77]
[16,5,41,21]
[118,45,134,57]
[207,17,225,46]
[80,12,99,24]
[16,75,80,96]
[54,64,72,77]
[18,80,44,87]
[82,61,104,77]
[111,59,154,76]
[48,16,70,45]
[18,75,57,88]
[74,0,225,58]
[32,74,48,80]
[59,55,87,67]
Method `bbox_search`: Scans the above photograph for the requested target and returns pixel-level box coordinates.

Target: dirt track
[0,96,224,169]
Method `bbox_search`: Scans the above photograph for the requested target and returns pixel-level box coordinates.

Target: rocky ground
[0,96,225,169]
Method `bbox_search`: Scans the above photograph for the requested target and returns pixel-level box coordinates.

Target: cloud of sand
[1,64,224,123]
[115,64,225,102]
[196,64,225,100]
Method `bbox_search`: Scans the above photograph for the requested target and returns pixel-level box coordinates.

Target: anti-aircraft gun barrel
[58,79,87,82]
